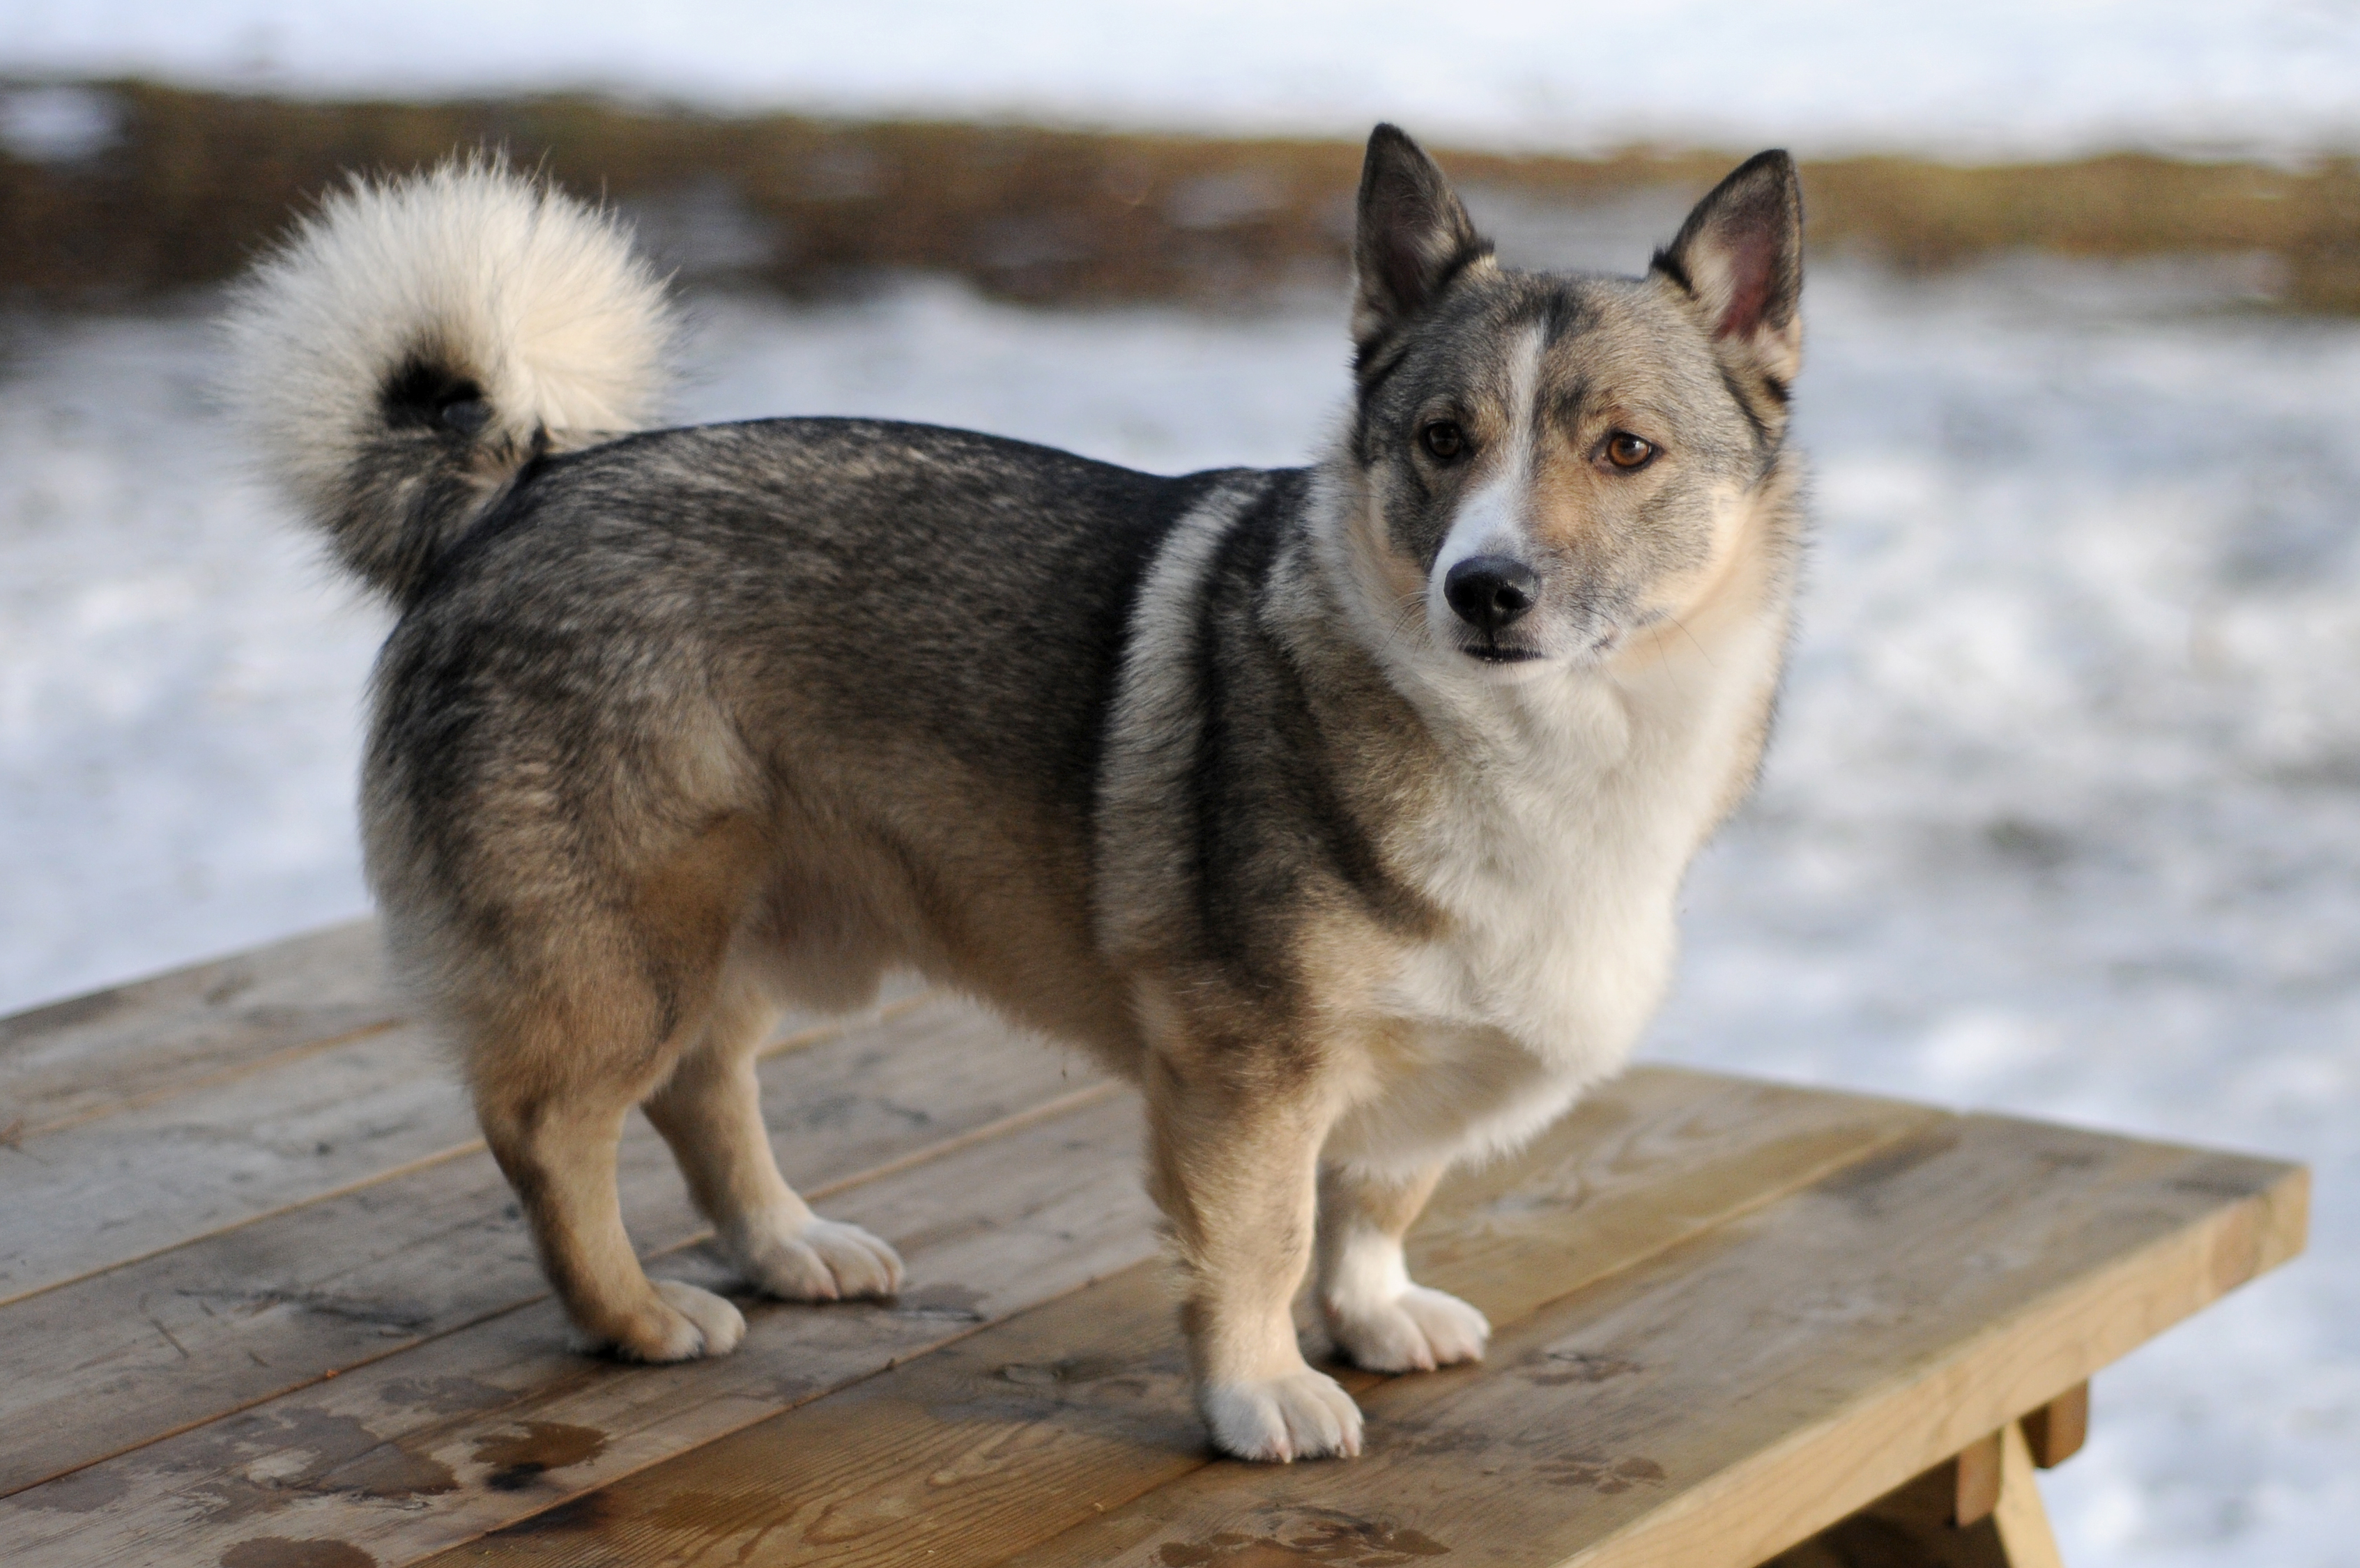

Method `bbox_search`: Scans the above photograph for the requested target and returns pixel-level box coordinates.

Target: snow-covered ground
[3,220,2355,1560]
[6,0,2360,162]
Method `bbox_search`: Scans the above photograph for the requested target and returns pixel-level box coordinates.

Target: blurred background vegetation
[6,79,2360,313]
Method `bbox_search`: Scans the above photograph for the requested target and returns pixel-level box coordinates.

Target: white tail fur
[220,156,675,603]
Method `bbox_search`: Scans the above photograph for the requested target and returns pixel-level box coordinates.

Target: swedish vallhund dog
[224,126,1804,1462]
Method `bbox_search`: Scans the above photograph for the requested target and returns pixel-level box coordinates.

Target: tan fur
[231,132,1806,1459]
[1133,971,1364,1458]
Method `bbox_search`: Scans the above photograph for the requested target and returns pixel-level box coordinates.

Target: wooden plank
[986,1114,2302,1568]
[0,1018,476,1307]
[438,1263,1193,1568]
[0,922,394,1140]
[1990,1422,2066,1568]
[0,1082,1160,1568]
[2021,1383,2088,1469]
[0,972,926,1308]
[1761,1427,2055,1568]
[1953,1429,2005,1528]
[1742,1420,2069,1567]
[0,997,1093,1494]
[419,1068,1943,1567]
[1393,1068,1947,1334]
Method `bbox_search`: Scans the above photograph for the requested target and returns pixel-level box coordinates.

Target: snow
[2,230,2355,1560]
[5,0,2360,162]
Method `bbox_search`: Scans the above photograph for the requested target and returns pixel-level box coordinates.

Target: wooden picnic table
[0,921,2306,1568]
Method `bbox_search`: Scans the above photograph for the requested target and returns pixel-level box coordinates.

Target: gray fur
[227,127,1807,1462]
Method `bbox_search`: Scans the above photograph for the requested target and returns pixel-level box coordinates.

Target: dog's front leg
[1316,1162,1489,1372]
[1144,1052,1362,1462]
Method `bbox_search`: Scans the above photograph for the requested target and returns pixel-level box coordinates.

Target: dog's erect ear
[1653,150,1803,384]
[1351,124,1492,361]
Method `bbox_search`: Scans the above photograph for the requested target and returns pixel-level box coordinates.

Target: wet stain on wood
[896,1282,988,1321]
[1524,1348,1642,1387]
[376,1375,512,1415]
[472,1421,609,1491]
[181,1410,420,1522]
[1390,1424,1492,1459]
[0,987,125,1041]
[480,1491,615,1539]
[997,1351,1131,1386]
[1157,1509,1448,1565]
[644,1490,744,1530]
[15,1463,134,1514]
[1813,1128,1961,1202]
[1535,1454,1668,1493]
[218,1538,377,1568]
[313,1443,458,1500]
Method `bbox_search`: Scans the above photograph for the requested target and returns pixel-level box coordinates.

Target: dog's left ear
[1351,124,1493,363]
[1653,150,1803,385]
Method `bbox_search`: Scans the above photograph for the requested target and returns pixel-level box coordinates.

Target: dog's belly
[1324,1020,1590,1179]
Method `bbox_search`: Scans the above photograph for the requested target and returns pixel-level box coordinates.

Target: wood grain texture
[0,1084,1160,1568]
[2022,1383,2088,1470]
[1761,1424,2062,1568]
[434,1263,1197,1568]
[417,1068,1943,1568]
[0,968,926,1308]
[0,997,1091,1496]
[992,1114,2301,1568]
[0,1019,479,1307]
[1954,1430,2005,1528]
[1404,1068,1945,1333]
[0,923,393,1141]
[1990,1421,2067,1568]
[1,918,2308,1568]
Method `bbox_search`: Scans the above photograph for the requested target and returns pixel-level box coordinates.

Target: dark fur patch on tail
[382,351,493,436]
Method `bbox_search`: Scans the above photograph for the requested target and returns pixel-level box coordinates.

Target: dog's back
[369,415,1267,1050]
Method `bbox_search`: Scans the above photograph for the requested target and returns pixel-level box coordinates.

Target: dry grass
[4,81,2359,313]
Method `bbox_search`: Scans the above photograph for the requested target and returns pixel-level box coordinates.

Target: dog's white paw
[1201,1369,1365,1462]
[652,1279,747,1355]
[1326,1284,1489,1374]
[735,1215,904,1301]
[582,1279,746,1362]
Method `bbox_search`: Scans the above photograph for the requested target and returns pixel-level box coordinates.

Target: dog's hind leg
[1144,1041,1363,1463]
[1315,1161,1489,1372]
[471,985,748,1363]
[452,811,778,1361]
[641,962,903,1302]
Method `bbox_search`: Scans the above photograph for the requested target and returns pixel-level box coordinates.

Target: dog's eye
[1420,422,1466,461]
[1604,432,1655,470]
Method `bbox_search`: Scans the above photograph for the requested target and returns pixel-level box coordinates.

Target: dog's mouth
[1456,625,1630,667]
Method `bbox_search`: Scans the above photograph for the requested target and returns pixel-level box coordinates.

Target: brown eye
[1420,421,1465,461]
[1605,432,1655,470]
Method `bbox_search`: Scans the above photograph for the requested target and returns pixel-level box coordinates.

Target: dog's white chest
[1380,670,1739,1080]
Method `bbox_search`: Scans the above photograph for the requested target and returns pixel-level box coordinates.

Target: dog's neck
[1281,453,1800,1075]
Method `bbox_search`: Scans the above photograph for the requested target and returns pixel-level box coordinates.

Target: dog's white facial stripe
[1425,323,1546,639]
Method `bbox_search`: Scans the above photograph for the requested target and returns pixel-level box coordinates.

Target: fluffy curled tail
[221,157,674,606]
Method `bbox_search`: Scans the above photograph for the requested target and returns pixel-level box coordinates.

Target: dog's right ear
[1653,150,1804,386]
[1351,125,1493,364]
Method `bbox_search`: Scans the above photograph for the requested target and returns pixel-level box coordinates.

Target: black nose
[1443,555,1541,633]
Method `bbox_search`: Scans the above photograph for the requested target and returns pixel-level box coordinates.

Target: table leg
[1758,1419,2070,1567]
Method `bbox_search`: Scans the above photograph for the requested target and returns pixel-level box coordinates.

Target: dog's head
[1340,125,1802,682]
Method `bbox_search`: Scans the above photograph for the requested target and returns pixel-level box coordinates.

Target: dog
[222,125,1804,1463]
